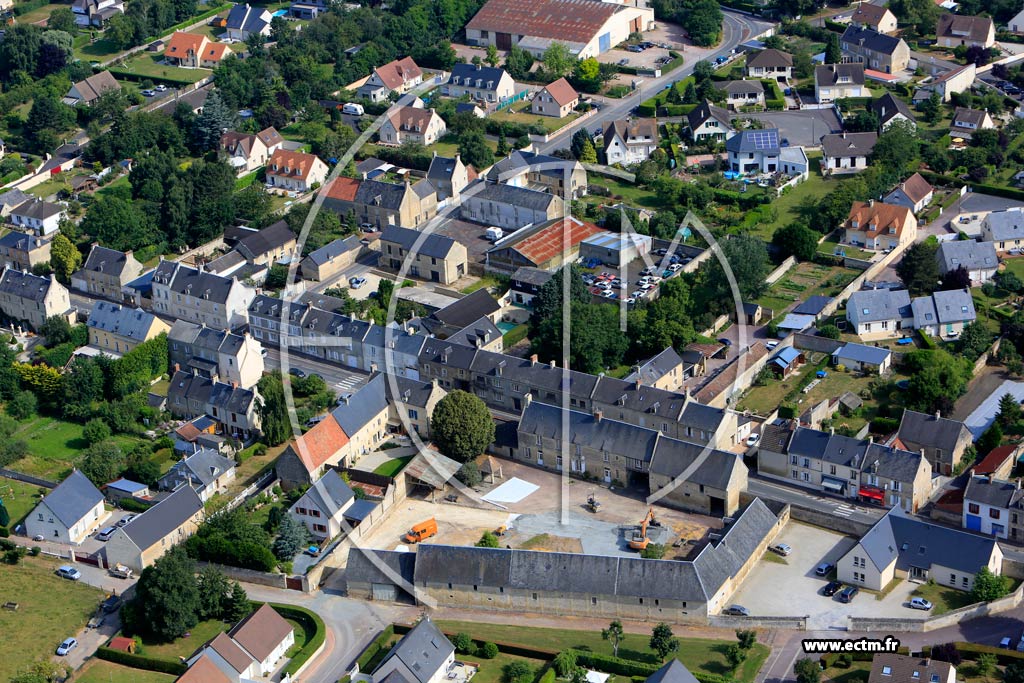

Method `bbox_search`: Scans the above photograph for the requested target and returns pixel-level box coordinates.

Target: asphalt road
[747,475,886,527]
[263,346,370,396]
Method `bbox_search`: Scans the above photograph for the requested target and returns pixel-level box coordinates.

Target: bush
[273,603,326,676]
[538,669,557,683]
[357,625,397,670]
[30,546,40,556]
[482,642,500,659]
[818,325,840,340]
[96,647,187,675]
[452,633,474,654]
[870,416,900,434]
[0,526,8,538]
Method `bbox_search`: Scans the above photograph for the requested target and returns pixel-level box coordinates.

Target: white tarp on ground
[965,379,1024,438]
[586,672,610,683]
[481,477,539,504]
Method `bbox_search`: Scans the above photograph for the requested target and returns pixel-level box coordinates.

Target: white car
[770,542,792,556]
[349,276,367,289]
[669,263,683,273]
[155,84,168,92]
[909,597,932,610]
[765,341,779,350]
[746,433,760,447]
[56,565,81,581]
[56,638,78,656]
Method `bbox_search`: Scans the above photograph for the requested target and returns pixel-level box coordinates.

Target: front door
[603,467,611,483]
[496,32,512,49]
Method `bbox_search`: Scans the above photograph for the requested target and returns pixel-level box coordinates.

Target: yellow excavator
[629,508,658,551]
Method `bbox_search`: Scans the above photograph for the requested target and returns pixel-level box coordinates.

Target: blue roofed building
[105,478,151,503]
[725,128,780,174]
[769,346,804,377]
[225,3,272,41]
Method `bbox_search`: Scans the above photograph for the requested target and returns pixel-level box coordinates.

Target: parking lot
[743,109,843,148]
[727,522,924,630]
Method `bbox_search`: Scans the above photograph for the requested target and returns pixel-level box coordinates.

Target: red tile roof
[204,42,230,63]
[268,149,324,181]
[166,31,207,58]
[291,414,349,473]
[325,176,360,202]
[467,0,620,44]
[108,637,135,652]
[975,445,1018,475]
[539,77,578,107]
[513,217,603,266]
[844,200,913,239]
[374,57,423,90]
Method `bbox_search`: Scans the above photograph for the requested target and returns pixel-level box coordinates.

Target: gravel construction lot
[727,522,923,630]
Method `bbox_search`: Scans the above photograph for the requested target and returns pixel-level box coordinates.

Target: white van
[486,226,504,241]
[342,102,364,116]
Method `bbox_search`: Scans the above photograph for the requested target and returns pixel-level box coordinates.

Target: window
[792,470,799,479]
[791,455,798,465]
[962,576,969,588]
[314,523,327,533]
[969,503,980,514]
[950,573,956,584]
[991,508,1001,519]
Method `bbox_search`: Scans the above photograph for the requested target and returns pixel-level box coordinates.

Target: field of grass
[0,476,46,528]
[75,660,175,683]
[94,175,132,200]
[817,234,876,261]
[755,261,859,316]
[584,176,665,210]
[113,54,211,83]
[140,618,230,661]
[373,456,413,477]
[489,102,581,134]
[823,661,872,683]
[73,36,126,64]
[435,621,769,683]
[0,558,102,682]
[9,416,147,480]
[14,2,64,24]
[757,158,843,234]
[473,653,549,683]
[910,581,977,615]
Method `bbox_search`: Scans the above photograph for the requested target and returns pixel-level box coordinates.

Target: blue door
[965,515,982,531]
[599,33,611,52]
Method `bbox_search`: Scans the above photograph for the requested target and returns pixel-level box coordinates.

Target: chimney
[231,380,238,389]
[935,410,941,420]
[549,359,556,368]
[635,378,642,389]
[529,353,538,365]
[842,131,847,139]
[988,472,994,483]
[523,392,533,407]
[1017,479,1022,490]
[173,363,180,373]
[868,199,874,207]
[868,435,873,444]
[830,426,835,436]
[476,63,482,70]
[594,409,603,422]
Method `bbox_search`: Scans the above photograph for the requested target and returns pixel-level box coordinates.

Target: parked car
[56,566,81,581]
[116,514,136,528]
[155,84,168,92]
[718,337,733,347]
[815,562,834,576]
[770,542,792,556]
[765,341,779,350]
[909,597,933,610]
[97,527,117,542]
[746,433,760,447]
[140,89,156,97]
[289,368,306,378]
[56,638,78,656]
[349,276,367,289]
[109,564,133,579]
[669,263,683,273]
[837,585,859,603]
[822,580,843,596]
[722,605,750,616]
[1001,637,1014,649]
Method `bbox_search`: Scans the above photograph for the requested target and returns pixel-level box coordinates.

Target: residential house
[686,99,735,143]
[780,146,810,178]
[843,200,917,251]
[745,48,793,81]
[8,199,64,236]
[461,182,564,230]
[164,32,229,68]
[72,0,123,26]
[105,485,204,571]
[914,63,976,104]
[226,605,295,676]
[189,633,259,681]
[464,0,654,60]
[323,177,438,229]
[725,128,780,174]
[871,93,916,131]
[371,618,455,683]
[510,267,553,307]
[219,127,284,175]
[426,154,471,202]
[937,13,995,48]
[936,239,998,285]
[288,468,356,539]
[265,150,329,194]
[974,444,1022,480]
[358,57,424,102]
[25,470,108,545]
[647,661,703,683]
[484,215,601,272]
[288,0,327,19]
[532,77,579,118]
[841,26,911,73]
[168,320,265,389]
[167,369,263,440]
[722,80,765,109]
[0,231,51,272]
[151,260,256,330]
[845,288,912,339]
[276,413,349,488]
[910,288,976,338]
[379,225,468,284]
[603,119,659,165]
[384,375,446,437]
[832,342,892,374]
[624,347,688,392]
[418,290,501,339]
[895,409,973,474]
[868,654,956,683]
[63,71,121,107]
[104,478,150,504]
[224,3,272,41]
[87,302,169,356]
[884,173,933,215]
[950,107,995,140]
[1011,7,1024,32]
[71,245,143,299]
[485,150,588,199]
[233,220,297,266]
[963,475,1024,540]
[379,106,447,146]
[445,316,503,352]
[821,131,878,174]
[301,235,365,282]
[456,102,486,118]
[983,208,1024,253]
[158,448,236,502]
[851,3,898,33]
[0,190,32,219]
[0,269,71,332]
[815,63,866,103]
[444,64,515,104]
[837,506,1002,591]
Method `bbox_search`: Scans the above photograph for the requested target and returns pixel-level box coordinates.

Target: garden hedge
[96,647,188,676]
[570,651,733,683]
[272,603,327,677]
[107,70,202,88]
[357,624,397,671]
[13,0,49,16]
[954,642,1024,664]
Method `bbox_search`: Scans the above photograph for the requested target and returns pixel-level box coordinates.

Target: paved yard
[743,110,842,148]
[727,522,923,630]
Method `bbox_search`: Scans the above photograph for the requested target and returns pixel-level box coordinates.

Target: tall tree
[272,514,311,560]
[601,620,625,657]
[485,44,500,67]
[192,90,237,151]
[49,234,81,285]
[795,658,821,683]
[542,42,574,78]
[79,441,126,486]
[895,240,940,294]
[772,223,818,262]
[505,45,534,80]
[196,565,232,620]
[997,392,1021,429]
[128,546,202,641]
[650,623,679,661]
[257,372,291,446]
[825,33,841,64]
[431,390,496,462]
[457,130,495,170]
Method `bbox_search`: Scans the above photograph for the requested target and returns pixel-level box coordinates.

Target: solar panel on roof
[749,130,778,149]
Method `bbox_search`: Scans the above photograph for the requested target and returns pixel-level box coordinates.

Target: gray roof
[120,484,203,550]
[647,661,700,683]
[0,189,31,210]
[304,235,363,266]
[426,155,463,183]
[841,25,905,56]
[87,302,160,343]
[354,179,411,212]
[964,475,1024,509]
[936,240,997,274]
[897,409,969,454]
[0,231,48,251]
[235,220,295,260]
[0,268,56,303]
[346,548,416,585]
[168,370,258,417]
[169,320,246,357]
[792,295,832,316]
[821,131,878,158]
[952,107,989,130]
[725,128,780,155]
[857,506,998,575]
[11,199,63,221]
[846,288,911,326]
[746,48,793,68]
[519,401,660,464]
[815,63,865,86]
[384,376,439,409]
[331,373,388,435]
[302,469,354,517]
[648,438,743,491]
[380,225,458,260]
[449,316,502,348]
[864,443,925,484]
[153,261,237,305]
[80,245,134,278]
[833,342,891,366]
[722,79,765,95]
[163,448,235,491]
[377,618,454,683]
[625,347,685,385]
[449,63,510,92]
[984,209,1024,242]
[485,150,576,184]
[911,295,938,329]
[686,99,733,134]
[40,470,104,527]
[466,181,558,213]
[226,3,270,33]
[511,266,553,288]
[930,288,976,324]
[432,290,500,328]
[690,498,779,596]
[871,93,915,126]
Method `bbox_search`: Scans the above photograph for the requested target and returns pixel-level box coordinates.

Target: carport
[403,450,461,501]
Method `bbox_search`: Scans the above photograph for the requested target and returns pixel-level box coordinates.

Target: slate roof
[984,208,1024,242]
[930,288,976,324]
[80,245,134,277]
[229,604,294,664]
[152,261,237,305]
[864,443,926,484]
[686,99,733,133]
[815,63,865,86]
[605,119,659,147]
[758,422,792,453]
[725,128,780,155]
[792,295,832,316]
[937,239,997,275]
[164,448,235,490]
[448,63,510,92]
[897,409,969,455]
[380,225,459,261]
[332,373,388,436]
[648,438,743,491]
[468,181,559,212]
[302,468,355,517]
[40,470,103,527]
[520,401,661,464]
[449,316,502,348]
[466,0,621,45]
[485,149,575,183]
[87,302,160,342]
[846,288,912,326]
[377,619,454,683]
[0,231,48,252]
[647,660,701,683]
[746,48,793,68]
[226,3,270,34]
[304,236,362,266]
[120,484,203,551]
[625,347,685,385]
[871,93,915,127]
[355,178,413,211]
[11,199,63,221]
[841,25,905,55]
[432,290,500,328]
[952,107,990,129]
[235,220,295,260]
[821,132,878,158]
[722,79,765,95]
[964,475,1024,509]
[346,548,417,585]
[833,342,891,366]
[937,13,993,43]
[0,268,56,303]
[857,506,998,574]
[511,266,554,288]
[167,370,258,418]
[869,654,955,683]
[0,189,31,210]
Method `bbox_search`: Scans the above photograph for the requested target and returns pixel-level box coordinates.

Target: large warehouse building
[465,0,655,59]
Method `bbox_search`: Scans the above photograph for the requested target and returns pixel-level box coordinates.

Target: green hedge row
[357,625,397,671]
[162,3,231,36]
[273,603,327,677]
[918,171,1024,202]
[917,330,936,349]
[762,80,785,111]
[96,647,188,676]
[713,187,766,210]
[108,70,201,87]
[824,19,846,33]
[539,668,557,683]
[570,651,732,683]
[953,642,1024,665]
[13,0,50,16]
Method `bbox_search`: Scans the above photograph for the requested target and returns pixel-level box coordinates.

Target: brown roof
[513,217,603,266]
[166,31,207,58]
[257,127,283,148]
[290,413,349,473]
[220,131,257,157]
[820,131,878,158]
[746,48,793,68]
[179,654,233,683]
[268,149,324,181]
[937,13,993,42]
[71,71,120,103]
[108,637,135,652]
[388,106,440,133]
[844,200,913,239]
[894,173,932,204]
[539,77,578,107]
[204,42,230,62]
[605,118,659,147]
[467,0,620,44]
[229,604,294,663]
[325,176,360,202]
[975,445,1019,475]
[374,57,423,90]
[207,632,255,674]
[852,3,891,26]
[868,654,955,683]
[694,343,769,403]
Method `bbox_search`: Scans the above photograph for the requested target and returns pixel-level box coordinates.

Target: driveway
[744,109,842,148]
[728,523,922,630]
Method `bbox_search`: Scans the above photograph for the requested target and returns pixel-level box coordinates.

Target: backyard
[817,234,876,262]
[488,101,581,134]
[139,618,231,662]
[0,558,102,682]
[909,581,989,616]
[14,2,64,24]
[75,661,174,683]
[111,54,212,84]
[373,456,413,478]
[9,415,149,480]
[0,476,46,529]
[755,261,859,316]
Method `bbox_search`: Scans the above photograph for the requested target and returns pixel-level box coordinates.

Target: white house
[444,64,515,104]
[25,471,108,545]
[884,173,933,214]
[8,199,64,236]
[983,208,1024,253]
[266,150,329,194]
[224,3,272,41]
[950,107,995,140]
[963,475,1023,539]
[1011,7,1024,33]
[935,239,998,286]
[937,13,995,49]
[379,106,448,147]
[725,128,780,174]
[603,119,659,165]
[685,100,735,143]
[815,63,866,103]
[358,57,424,102]
[372,618,456,683]
[779,146,809,179]
[288,469,356,539]
[745,48,793,81]
[871,93,916,131]
[722,80,764,109]
[157,448,236,502]
[851,3,898,34]
[821,132,877,174]
[228,604,295,675]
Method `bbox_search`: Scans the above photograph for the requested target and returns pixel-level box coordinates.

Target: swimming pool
[496,321,518,334]
[272,9,288,16]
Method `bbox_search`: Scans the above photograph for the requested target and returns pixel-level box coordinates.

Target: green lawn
[75,661,175,683]
[823,661,872,683]
[817,234,876,261]
[14,2,65,24]
[758,158,843,235]
[112,54,211,83]
[1003,257,1024,282]
[28,175,73,199]
[584,176,665,210]
[140,618,230,661]
[461,274,509,295]
[0,476,47,528]
[94,175,132,200]
[910,582,977,615]
[473,653,549,683]
[9,415,148,480]
[435,621,770,683]
[0,558,102,682]
[489,102,581,134]
[73,36,127,64]
[755,261,859,317]
[373,456,413,478]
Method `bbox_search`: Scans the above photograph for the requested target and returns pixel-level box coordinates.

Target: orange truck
[404,517,438,544]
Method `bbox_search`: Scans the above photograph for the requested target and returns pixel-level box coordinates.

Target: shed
[403,450,462,499]
[777,313,816,336]
[578,231,652,267]
[481,455,503,483]
[770,346,804,377]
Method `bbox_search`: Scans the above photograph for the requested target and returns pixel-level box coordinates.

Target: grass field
[141,618,230,661]
[373,456,413,477]
[113,54,211,83]
[435,621,769,683]
[473,653,549,683]
[584,176,665,210]
[73,36,126,64]
[757,158,844,235]
[0,558,102,682]
[909,581,981,615]
[489,102,581,134]
[10,416,148,480]
[823,661,872,683]
[74,660,175,683]
[0,476,47,528]
[755,261,858,316]
[14,2,64,24]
